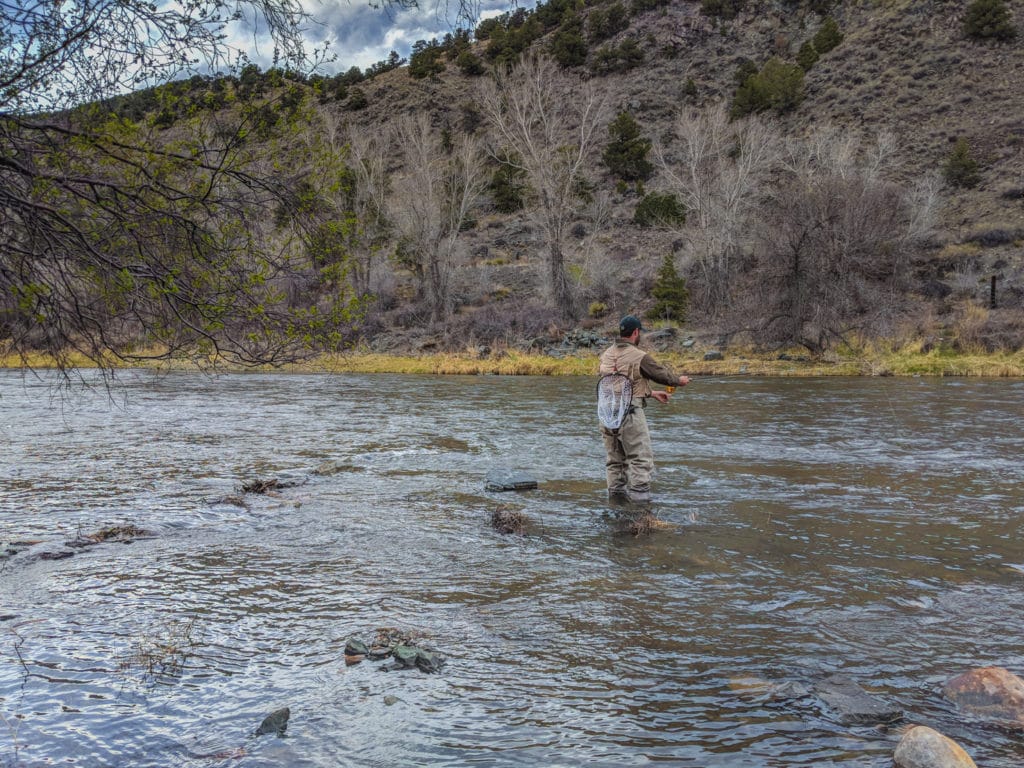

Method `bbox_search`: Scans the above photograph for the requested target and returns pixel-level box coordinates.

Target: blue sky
[228,0,522,72]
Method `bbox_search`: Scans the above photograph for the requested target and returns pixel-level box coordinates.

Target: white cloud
[225,0,526,72]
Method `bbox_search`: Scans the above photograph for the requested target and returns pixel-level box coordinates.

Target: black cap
[619,315,643,335]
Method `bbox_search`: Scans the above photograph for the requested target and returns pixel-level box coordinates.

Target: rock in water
[812,675,903,725]
[484,469,538,492]
[255,707,290,737]
[491,506,528,534]
[943,666,1024,727]
[894,726,977,768]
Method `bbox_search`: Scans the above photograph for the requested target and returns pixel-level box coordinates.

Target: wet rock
[37,549,75,561]
[943,666,1024,727]
[254,707,290,737]
[345,638,369,656]
[344,654,365,666]
[484,469,538,492]
[728,676,812,702]
[391,645,420,668]
[384,695,400,706]
[241,477,303,495]
[383,645,445,674]
[894,725,977,768]
[79,524,151,545]
[415,650,444,674]
[312,461,363,476]
[367,645,392,660]
[813,675,903,725]
[703,350,724,361]
[491,506,528,535]
[1,540,39,559]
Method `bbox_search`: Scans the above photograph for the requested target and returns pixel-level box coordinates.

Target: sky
[227,0,523,73]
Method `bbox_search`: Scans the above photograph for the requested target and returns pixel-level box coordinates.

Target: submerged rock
[491,506,528,535]
[943,666,1024,727]
[345,638,369,656]
[254,707,290,737]
[812,675,903,725]
[894,725,977,768]
[484,469,538,492]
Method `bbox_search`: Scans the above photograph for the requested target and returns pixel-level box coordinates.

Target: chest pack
[597,372,633,429]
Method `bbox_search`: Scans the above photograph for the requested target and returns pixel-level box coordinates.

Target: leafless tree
[389,114,486,322]
[748,128,940,351]
[656,103,780,316]
[345,125,393,299]
[478,54,609,320]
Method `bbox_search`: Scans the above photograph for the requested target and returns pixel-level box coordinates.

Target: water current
[1,370,1023,767]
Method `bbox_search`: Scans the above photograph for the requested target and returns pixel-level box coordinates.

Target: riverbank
[3,343,1023,377]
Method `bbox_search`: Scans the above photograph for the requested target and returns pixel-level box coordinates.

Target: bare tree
[478,54,609,319]
[389,114,486,322]
[345,124,393,299]
[748,129,939,351]
[656,103,780,316]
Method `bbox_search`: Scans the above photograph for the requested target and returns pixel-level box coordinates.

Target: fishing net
[597,372,632,430]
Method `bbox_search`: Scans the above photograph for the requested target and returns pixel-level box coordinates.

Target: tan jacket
[599,340,678,401]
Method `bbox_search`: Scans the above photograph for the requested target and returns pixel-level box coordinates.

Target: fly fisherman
[598,315,690,503]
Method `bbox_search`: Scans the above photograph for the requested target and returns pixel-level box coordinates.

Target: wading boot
[627,486,652,504]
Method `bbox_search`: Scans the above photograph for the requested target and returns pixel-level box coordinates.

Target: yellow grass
[2,340,1022,377]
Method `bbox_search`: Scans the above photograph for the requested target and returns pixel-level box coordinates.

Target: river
[1,370,1023,767]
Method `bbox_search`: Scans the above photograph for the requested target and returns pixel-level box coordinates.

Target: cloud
[225,0,525,72]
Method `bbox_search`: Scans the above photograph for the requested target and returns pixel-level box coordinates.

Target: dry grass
[3,341,1022,377]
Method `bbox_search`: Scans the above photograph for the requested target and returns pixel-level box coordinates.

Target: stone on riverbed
[894,725,977,768]
[484,469,538,492]
[491,506,529,534]
[943,666,1024,728]
[254,707,290,737]
[812,674,903,725]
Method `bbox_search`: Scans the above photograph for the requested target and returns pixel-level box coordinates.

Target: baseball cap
[619,315,643,335]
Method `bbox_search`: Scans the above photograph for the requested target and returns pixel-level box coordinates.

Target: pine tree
[648,253,689,323]
[963,0,1017,40]
[943,137,982,188]
[602,111,653,182]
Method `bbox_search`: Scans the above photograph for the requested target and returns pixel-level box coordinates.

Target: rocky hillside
[332,0,1023,353]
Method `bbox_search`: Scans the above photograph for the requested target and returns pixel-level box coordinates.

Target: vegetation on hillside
[2,0,1022,373]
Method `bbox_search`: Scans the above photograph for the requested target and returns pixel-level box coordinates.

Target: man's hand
[651,390,670,404]
[678,375,690,386]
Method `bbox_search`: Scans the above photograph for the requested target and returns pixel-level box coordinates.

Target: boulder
[943,666,1024,727]
[894,726,976,768]
[703,350,724,361]
[812,675,903,725]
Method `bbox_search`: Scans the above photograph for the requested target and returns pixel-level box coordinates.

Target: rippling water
[2,370,1023,767]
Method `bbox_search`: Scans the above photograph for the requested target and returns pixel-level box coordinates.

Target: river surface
[1,370,1023,767]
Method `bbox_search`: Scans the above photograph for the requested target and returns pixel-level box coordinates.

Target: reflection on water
[1,370,1023,767]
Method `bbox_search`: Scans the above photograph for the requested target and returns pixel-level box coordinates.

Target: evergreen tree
[812,17,844,54]
[602,111,654,182]
[796,40,819,71]
[943,137,982,188]
[647,253,689,323]
[963,0,1017,40]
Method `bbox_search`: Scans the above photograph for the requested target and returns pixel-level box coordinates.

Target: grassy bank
[3,343,1023,377]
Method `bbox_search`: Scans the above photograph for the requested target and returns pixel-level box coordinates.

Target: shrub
[408,40,446,79]
[963,0,1017,40]
[490,154,528,213]
[647,253,689,323]
[456,50,485,76]
[602,111,654,182]
[631,0,670,15]
[731,57,804,118]
[797,40,819,71]
[683,77,698,99]
[943,137,981,188]
[633,192,686,228]
[589,37,644,75]
[812,16,844,54]
[701,0,747,20]
[345,87,368,110]
[589,2,630,42]
[550,16,589,67]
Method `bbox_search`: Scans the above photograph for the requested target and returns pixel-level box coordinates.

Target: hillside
[326,0,1024,355]
[4,0,1022,368]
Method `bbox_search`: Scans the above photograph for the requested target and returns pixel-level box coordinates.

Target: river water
[1,370,1023,767]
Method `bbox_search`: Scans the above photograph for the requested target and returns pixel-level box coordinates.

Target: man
[598,315,690,502]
